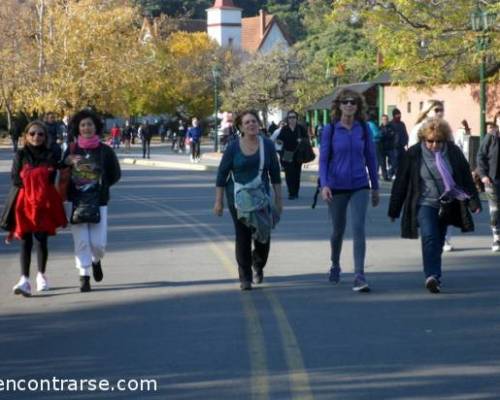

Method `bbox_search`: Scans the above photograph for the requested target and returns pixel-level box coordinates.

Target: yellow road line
[125,195,270,400]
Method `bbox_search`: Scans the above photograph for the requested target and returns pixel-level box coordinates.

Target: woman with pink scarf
[388,118,481,294]
[64,110,121,292]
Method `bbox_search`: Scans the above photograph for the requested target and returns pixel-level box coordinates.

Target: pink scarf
[77,135,100,149]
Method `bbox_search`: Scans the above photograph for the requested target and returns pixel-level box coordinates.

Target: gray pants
[485,181,500,240]
[328,189,369,275]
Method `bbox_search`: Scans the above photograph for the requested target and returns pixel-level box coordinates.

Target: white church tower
[206,0,242,48]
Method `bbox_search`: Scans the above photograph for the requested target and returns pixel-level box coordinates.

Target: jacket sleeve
[267,141,281,185]
[454,146,481,212]
[364,125,379,191]
[11,151,23,188]
[319,124,333,188]
[216,143,234,187]
[477,134,492,179]
[105,146,121,187]
[388,148,412,218]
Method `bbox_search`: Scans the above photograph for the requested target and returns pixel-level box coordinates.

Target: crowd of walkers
[214,90,499,293]
[1,110,121,296]
[1,93,499,297]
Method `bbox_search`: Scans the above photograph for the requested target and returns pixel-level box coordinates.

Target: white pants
[66,205,108,276]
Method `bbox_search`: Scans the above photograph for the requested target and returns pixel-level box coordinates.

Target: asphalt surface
[0,144,499,400]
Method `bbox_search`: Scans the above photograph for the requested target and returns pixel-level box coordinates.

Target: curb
[122,158,217,172]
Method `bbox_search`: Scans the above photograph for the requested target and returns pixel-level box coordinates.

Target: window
[228,38,233,47]
[419,101,424,111]
[407,102,412,113]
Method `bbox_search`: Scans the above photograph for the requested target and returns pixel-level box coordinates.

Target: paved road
[0,147,499,400]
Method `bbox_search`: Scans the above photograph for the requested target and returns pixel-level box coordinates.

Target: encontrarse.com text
[0,377,158,392]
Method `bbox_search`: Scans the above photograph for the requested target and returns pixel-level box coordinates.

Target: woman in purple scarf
[388,118,481,293]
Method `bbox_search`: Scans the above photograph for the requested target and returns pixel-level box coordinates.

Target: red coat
[13,164,67,239]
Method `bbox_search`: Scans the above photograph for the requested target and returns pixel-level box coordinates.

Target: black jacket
[477,132,499,181]
[388,142,481,239]
[1,145,61,231]
[64,143,121,206]
[276,124,309,163]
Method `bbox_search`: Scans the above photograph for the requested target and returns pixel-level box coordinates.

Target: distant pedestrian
[388,108,409,177]
[44,112,63,150]
[63,110,121,292]
[389,118,481,293]
[379,114,396,180]
[177,120,187,153]
[409,100,445,147]
[9,119,20,153]
[319,90,379,292]
[110,124,121,150]
[276,110,309,199]
[122,121,132,153]
[367,112,387,181]
[477,121,500,252]
[214,110,282,290]
[187,117,202,163]
[1,121,67,297]
[140,121,153,159]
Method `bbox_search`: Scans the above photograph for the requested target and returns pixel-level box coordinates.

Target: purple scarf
[435,150,470,201]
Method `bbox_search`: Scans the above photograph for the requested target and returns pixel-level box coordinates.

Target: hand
[275,200,283,215]
[213,201,223,217]
[371,190,380,207]
[65,154,81,166]
[321,187,333,202]
[481,176,492,186]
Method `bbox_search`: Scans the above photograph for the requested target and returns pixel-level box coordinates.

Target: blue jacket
[187,126,202,142]
[319,121,379,191]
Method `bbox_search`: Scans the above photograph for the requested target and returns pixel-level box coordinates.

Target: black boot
[80,276,91,292]
[92,260,103,282]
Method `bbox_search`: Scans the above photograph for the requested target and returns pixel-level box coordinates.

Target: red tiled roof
[241,13,274,53]
[211,0,239,9]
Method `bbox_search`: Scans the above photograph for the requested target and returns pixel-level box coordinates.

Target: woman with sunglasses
[319,90,379,292]
[389,118,480,293]
[1,121,67,296]
[214,110,282,290]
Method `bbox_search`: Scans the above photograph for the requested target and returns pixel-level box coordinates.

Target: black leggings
[191,141,201,159]
[21,232,48,277]
[229,206,270,282]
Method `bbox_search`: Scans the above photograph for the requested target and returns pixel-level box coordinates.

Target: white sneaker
[36,272,49,292]
[492,241,500,252]
[443,240,454,252]
[13,277,32,297]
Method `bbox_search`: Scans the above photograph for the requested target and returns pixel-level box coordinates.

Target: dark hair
[287,110,298,118]
[331,89,367,121]
[69,109,104,137]
[234,110,261,134]
[392,108,401,117]
[22,120,48,148]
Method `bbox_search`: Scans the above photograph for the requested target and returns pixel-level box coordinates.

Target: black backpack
[311,120,370,208]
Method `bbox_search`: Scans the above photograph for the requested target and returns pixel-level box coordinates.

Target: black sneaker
[92,260,103,282]
[80,276,91,292]
[240,281,252,291]
[253,266,264,284]
[425,276,440,293]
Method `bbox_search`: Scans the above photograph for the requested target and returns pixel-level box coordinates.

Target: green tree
[332,0,499,86]
[266,0,306,41]
[222,48,303,123]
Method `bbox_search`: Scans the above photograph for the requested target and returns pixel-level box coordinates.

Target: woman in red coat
[1,121,67,297]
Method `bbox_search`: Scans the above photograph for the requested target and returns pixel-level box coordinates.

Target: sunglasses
[434,108,444,113]
[426,139,443,144]
[28,131,45,137]
[340,99,357,105]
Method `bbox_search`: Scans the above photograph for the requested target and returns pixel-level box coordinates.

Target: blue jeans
[417,206,447,279]
[328,189,369,275]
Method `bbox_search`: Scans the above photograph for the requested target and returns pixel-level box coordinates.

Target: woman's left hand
[371,190,380,207]
[275,200,283,215]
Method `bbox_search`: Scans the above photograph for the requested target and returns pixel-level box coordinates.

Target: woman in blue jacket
[319,90,379,292]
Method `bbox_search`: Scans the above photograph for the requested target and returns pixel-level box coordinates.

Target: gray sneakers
[352,273,370,292]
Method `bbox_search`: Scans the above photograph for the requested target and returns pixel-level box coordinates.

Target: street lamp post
[212,65,221,152]
[471,7,497,138]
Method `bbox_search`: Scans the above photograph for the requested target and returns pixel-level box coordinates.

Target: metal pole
[214,77,219,152]
[479,52,486,138]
